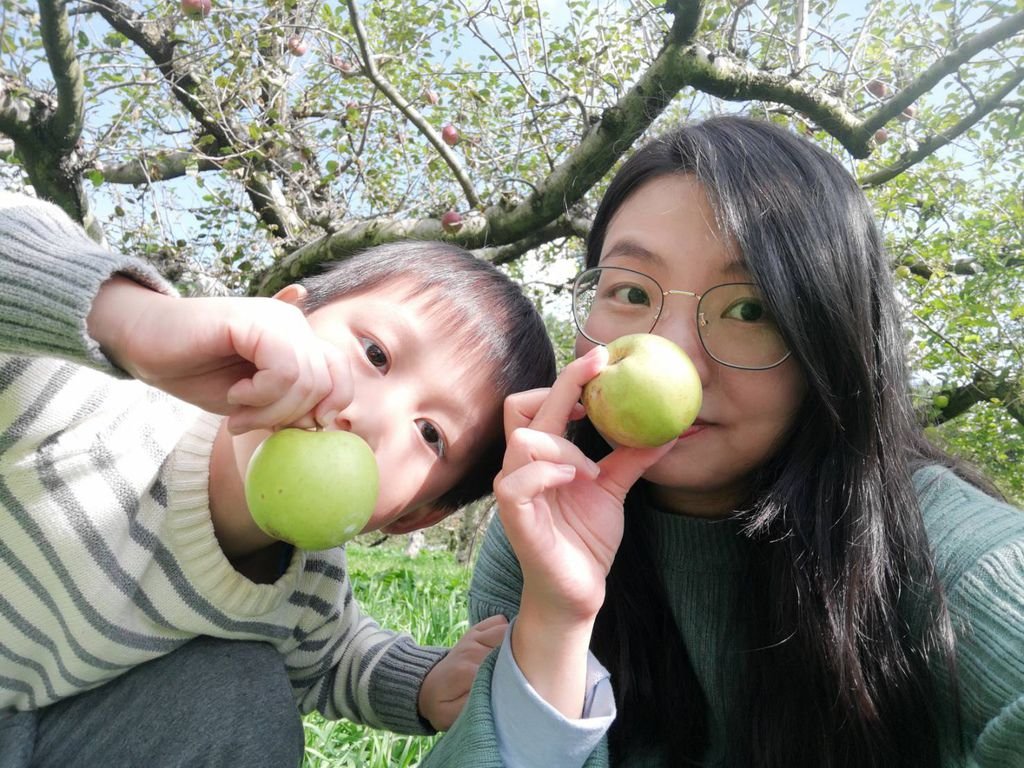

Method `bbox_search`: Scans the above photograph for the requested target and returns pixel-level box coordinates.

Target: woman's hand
[494,346,675,716]
[87,278,352,434]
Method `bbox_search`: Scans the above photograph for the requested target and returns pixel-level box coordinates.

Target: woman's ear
[380,505,453,536]
[272,283,308,306]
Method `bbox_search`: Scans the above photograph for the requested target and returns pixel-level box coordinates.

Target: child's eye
[360,338,389,371]
[416,419,446,458]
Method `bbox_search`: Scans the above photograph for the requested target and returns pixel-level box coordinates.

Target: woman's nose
[651,307,713,384]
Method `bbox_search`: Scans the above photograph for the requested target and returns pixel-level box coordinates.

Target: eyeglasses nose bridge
[662,289,701,299]
[652,288,707,340]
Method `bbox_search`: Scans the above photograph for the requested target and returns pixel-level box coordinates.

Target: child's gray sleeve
[0,190,175,369]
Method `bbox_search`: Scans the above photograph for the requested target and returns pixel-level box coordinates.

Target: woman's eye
[610,284,651,306]
[416,419,446,458]
[723,298,767,323]
[360,338,389,370]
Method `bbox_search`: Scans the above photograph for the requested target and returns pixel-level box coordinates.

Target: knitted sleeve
[916,467,1024,766]
[0,190,174,368]
[285,549,448,734]
[947,519,1024,765]
[420,515,612,767]
[468,514,525,625]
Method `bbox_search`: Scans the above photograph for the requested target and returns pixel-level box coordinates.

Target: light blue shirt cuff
[491,621,615,768]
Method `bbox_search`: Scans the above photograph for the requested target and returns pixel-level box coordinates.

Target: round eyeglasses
[571,266,791,371]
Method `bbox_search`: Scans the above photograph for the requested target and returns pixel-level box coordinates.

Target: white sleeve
[491,622,615,768]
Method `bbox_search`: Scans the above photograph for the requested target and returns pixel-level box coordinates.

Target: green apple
[244,429,379,550]
[582,333,703,448]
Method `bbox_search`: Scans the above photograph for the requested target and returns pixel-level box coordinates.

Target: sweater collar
[638,500,748,574]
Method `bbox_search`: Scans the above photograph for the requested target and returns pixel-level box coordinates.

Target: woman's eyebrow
[602,238,750,280]
[600,239,666,267]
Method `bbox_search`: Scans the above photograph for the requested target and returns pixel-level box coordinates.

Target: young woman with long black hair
[424,116,1024,767]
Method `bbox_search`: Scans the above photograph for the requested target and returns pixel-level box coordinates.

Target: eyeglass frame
[571,266,792,371]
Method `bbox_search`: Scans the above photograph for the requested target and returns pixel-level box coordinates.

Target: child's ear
[381,505,453,535]
[272,283,308,306]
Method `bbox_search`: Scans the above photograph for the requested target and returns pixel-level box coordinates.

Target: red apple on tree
[866,79,889,98]
[873,128,889,145]
[181,0,211,19]
[440,210,463,233]
[422,88,440,106]
[287,36,307,56]
[330,57,358,77]
[441,124,460,147]
[899,104,918,122]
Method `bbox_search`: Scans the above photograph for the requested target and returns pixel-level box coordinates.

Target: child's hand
[418,614,509,731]
[87,278,352,433]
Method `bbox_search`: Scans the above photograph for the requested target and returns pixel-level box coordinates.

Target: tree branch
[484,0,712,242]
[476,216,590,265]
[38,0,85,150]
[90,0,300,238]
[934,369,1024,427]
[252,211,587,296]
[792,0,809,72]
[345,0,481,209]
[861,11,1024,136]
[251,214,481,295]
[0,71,42,140]
[93,150,221,184]
[860,65,1024,188]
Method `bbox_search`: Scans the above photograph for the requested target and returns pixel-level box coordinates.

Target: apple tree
[1,0,1022,497]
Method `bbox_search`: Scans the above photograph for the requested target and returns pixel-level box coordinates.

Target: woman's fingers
[503,389,586,440]
[596,440,678,502]
[528,346,606,436]
[503,346,606,440]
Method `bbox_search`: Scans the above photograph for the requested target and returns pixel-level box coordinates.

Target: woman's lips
[679,420,708,439]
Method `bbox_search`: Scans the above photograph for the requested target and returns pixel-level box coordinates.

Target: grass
[301,542,472,767]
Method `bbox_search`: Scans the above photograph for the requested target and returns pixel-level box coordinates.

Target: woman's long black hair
[581,116,990,766]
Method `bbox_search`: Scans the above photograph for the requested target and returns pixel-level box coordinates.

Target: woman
[424,116,1024,767]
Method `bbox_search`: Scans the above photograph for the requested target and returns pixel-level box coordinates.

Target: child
[0,190,556,766]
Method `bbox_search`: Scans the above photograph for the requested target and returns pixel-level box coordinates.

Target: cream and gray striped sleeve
[0,191,446,733]
[0,189,174,367]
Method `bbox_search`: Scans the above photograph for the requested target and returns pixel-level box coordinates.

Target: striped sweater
[0,191,444,733]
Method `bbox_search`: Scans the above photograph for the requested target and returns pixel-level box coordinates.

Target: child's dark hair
[299,240,556,513]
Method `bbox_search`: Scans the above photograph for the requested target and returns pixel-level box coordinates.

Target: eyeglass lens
[572,267,789,370]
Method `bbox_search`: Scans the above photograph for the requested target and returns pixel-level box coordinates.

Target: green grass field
[301,543,471,767]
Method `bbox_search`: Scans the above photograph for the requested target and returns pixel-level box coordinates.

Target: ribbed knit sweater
[425,468,1024,766]
[0,191,444,734]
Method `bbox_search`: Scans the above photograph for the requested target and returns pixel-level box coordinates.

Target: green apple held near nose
[582,333,703,448]
[245,429,379,550]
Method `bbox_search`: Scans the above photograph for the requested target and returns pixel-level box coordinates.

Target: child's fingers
[226,368,318,433]
[472,614,510,632]
[466,615,510,651]
[313,341,354,428]
[226,341,341,433]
